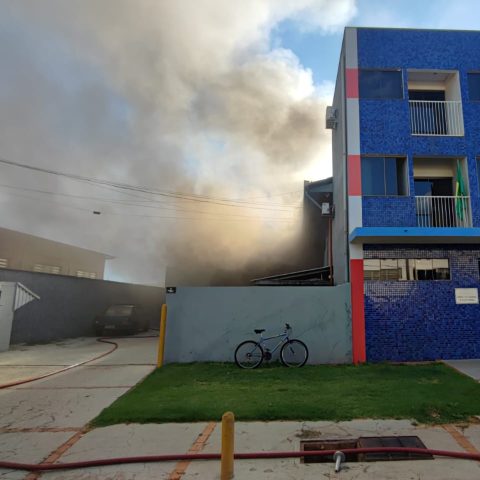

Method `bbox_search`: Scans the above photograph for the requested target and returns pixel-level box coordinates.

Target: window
[477,158,480,195]
[468,73,480,101]
[359,69,403,99]
[364,259,407,280]
[0,259,7,268]
[361,157,407,196]
[33,264,61,274]
[76,270,97,279]
[365,258,450,281]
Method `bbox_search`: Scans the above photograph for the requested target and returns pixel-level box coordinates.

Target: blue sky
[276,0,477,89]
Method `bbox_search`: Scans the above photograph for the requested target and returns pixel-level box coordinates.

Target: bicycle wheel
[234,341,264,369]
[280,339,308,367]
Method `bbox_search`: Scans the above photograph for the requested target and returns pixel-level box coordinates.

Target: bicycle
[234,323,309,369]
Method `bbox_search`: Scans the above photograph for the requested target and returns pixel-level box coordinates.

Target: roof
[304,177,333,193]
[251,266,331,286]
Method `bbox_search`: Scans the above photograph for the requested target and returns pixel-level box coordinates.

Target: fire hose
[0,447,479,472]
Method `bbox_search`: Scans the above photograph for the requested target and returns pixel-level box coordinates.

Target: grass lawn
[92,363,480,426]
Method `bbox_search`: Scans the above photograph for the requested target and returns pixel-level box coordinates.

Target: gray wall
[165,285,352,364]
[0,269,164,344]
[332,40,348,285]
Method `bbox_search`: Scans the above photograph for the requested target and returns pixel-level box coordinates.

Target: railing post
[157,304,167,368]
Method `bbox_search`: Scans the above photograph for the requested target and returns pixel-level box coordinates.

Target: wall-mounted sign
[455,288,479,304]
[166,287,176,294]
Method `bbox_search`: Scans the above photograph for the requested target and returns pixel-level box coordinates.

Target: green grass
[92,363,480,426]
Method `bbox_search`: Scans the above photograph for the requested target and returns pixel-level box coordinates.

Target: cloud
[0,0,356,285]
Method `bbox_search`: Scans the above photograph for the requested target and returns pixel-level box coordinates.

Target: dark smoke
[0,0,356,285]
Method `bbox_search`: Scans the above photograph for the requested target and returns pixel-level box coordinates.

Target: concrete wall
[165,285,352,364]
[0,226,108,279]
[0,269,164,344]
[331,39,348,285]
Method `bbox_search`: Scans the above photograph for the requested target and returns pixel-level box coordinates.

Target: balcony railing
[409,100,464,136]
[415,196,471,227]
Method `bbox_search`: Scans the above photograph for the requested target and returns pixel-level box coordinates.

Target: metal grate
[358,436,433,462]
[300,436,432,463]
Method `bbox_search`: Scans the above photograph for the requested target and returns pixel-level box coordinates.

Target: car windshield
[105,305,134,316]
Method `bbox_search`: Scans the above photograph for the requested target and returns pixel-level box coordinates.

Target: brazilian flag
[455,160,466,222]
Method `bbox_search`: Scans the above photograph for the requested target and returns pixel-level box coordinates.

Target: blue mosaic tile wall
[357,28,480,228]
[362,197,416,227]
[364,244,480,361]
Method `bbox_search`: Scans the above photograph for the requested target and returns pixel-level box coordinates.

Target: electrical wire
[0,183,297,220]
[0,157,301,210]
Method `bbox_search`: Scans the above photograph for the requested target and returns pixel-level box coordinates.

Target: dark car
[94,304,149,336]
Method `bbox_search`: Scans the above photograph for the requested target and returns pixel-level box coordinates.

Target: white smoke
[0,0,356,285]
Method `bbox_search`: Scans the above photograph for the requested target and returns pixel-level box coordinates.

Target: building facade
[0,226,112,279]
[330,27,480,362]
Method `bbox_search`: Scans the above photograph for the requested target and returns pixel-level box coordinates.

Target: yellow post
[221,411,235,479]
[157,304,167,368]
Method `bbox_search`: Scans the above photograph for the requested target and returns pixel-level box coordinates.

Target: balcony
[415,195,471,227]
[409,100,464,136]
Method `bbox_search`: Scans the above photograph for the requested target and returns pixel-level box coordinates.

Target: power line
[0,183,297,220]
[0,157,301,211]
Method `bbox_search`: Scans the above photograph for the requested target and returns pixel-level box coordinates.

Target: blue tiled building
[329,27,480,362]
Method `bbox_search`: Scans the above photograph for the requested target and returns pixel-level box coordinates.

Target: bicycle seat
[254,329,265,334]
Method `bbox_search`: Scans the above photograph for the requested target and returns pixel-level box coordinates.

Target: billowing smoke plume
[0,0,356,285]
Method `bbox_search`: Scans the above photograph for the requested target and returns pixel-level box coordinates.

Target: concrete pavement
[444,359,480,381]
[1,338,480,478]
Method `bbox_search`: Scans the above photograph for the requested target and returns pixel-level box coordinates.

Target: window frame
[361,155,409,197]
[359,68,404,100]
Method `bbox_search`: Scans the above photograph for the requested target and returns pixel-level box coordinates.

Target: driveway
[0,335,157,479]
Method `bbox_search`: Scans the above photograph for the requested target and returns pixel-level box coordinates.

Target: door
[414,178,454,227]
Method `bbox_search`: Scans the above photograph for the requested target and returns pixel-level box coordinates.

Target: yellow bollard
[221,411,235,479]
[157,304,167,368]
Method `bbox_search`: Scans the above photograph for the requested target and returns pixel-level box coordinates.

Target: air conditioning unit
[325,106,337,129]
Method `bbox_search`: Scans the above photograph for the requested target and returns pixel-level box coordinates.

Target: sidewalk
[2,340,480,479]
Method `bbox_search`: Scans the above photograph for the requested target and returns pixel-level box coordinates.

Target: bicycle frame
[257,331,289,354]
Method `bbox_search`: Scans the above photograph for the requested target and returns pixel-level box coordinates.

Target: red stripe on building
[350,259,366,363]
[348,155,361,195]
[346,68,359,98]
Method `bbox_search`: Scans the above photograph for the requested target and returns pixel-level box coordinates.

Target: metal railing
[415,196,471,227]
[409,100,464,136]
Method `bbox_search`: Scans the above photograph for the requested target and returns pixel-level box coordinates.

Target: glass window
[468,73,480,101]
[362,157,385,195]
[477,158,480,195]
[359,70,403,99]
[364,259,380,280]
[433,259,450,280]
[361,157,407,196]
[364,259,407,281]
[412,259,434,280]
[366,258,449,281]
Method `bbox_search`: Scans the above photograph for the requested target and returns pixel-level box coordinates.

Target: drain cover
[358,436,433,461]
